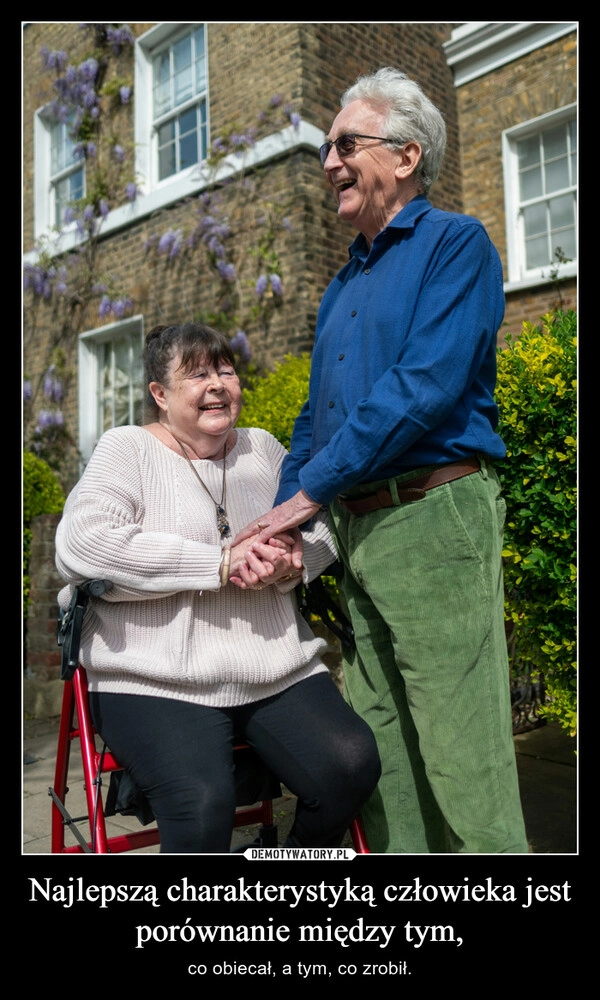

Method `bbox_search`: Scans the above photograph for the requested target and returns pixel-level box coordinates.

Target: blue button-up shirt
[276,196,506,505]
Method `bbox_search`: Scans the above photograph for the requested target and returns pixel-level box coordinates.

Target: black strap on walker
[296,562,355,651]
[56,579,113,681]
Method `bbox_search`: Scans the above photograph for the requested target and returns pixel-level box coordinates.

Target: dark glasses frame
[319,133,398,167]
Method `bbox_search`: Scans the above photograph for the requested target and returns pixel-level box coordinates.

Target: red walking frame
[50,664,370,855]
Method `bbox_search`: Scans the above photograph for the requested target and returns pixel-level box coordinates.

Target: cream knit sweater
[55,425,337,706]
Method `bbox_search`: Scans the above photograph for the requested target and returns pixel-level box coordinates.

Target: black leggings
[89,673,381,853]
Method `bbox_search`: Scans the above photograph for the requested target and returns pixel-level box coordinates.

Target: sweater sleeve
[55,429,222,594]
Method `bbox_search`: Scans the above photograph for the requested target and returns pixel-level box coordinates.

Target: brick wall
[25,514,63,682]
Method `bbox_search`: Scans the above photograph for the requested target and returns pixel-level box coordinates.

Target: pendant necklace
[169,431,231,539]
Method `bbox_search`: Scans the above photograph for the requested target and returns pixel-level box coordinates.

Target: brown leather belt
[337,457,482,514]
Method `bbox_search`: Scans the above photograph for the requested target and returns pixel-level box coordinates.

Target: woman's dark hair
[144,322,236,417]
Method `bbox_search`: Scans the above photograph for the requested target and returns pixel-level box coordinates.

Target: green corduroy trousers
[330,459,528,854]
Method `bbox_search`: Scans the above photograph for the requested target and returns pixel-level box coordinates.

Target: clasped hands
[228,490,321,591]
[227,529,302,590]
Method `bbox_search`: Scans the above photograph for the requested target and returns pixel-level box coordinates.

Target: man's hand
[233,490,321,557]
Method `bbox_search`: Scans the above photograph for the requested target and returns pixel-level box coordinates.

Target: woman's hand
[228,531,303,590]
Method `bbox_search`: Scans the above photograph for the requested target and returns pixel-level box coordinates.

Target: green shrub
[23,450,66,615]
[237,353,311,449]
[495,311,577,735]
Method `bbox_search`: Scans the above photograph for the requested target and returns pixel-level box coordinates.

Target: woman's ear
[148,381,168,413]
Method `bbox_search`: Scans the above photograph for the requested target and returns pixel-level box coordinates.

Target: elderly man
[237,67,528,854]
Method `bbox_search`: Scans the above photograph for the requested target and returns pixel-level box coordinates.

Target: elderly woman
[55,322,380,853]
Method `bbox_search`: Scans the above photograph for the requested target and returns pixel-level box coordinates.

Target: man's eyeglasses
[319,133,397,167]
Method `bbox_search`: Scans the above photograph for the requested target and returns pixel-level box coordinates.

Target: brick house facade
[444,22,577,343]
[22,22,577,708]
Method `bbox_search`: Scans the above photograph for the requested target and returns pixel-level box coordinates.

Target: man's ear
[148,381,168,413]
[395,141,422,180]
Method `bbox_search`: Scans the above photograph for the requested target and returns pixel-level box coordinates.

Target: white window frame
[34,108,85,240]
[78,315,145,465]
[503,104,577,291]
[135,22,208,200]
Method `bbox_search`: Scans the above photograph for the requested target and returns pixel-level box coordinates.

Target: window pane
[545,156,570,193]
[159,143,176,181]
[153,51,172,117]
[520,165,542,201]
[180,131,198,170]
[549,194,574,231]
[173,35,192,107]
[158,119,176,179]
[518,135,540,169]
[54,177,69,227]
[99,334,144,432]
[523,203,547,239]
[543,124,567,161]
[69,167,84,201]
[556,228,576,261]
[525,234,550,270]
[179,107,197,135]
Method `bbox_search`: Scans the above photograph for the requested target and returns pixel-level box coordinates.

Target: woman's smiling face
[150,353,242,452]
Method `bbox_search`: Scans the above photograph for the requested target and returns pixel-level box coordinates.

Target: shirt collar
[348,194,432,260]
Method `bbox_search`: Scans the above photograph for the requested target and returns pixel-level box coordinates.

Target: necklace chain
[169,432,231,539]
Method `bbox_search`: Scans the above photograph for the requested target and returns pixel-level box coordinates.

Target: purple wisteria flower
[119,85,131,104]
[40,47,68,71]
[254,274,268,297]
[24,265,52,299]
[98,295,112,318]
[105,25,135,54]
[43,365,63,402]
[230,330,251,363]
[99,199,110,218]
[212,137,228,156]
[157,229,182,256]
[112,298,132,318]
[289,112,301,129]
[23,381,32,402]
[113,144,126,163]
[207,237,225,258]
[83,88,97,110]
[217,261,236,282]
[36,409,64,431]
[79,57,99,83]
[126,182,137,202]
[269,273,283,297]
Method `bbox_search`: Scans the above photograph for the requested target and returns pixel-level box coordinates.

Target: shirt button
[364,268,371,274]
[338,353,345,360]
[351,310,357,317]
[328,401,335,408]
